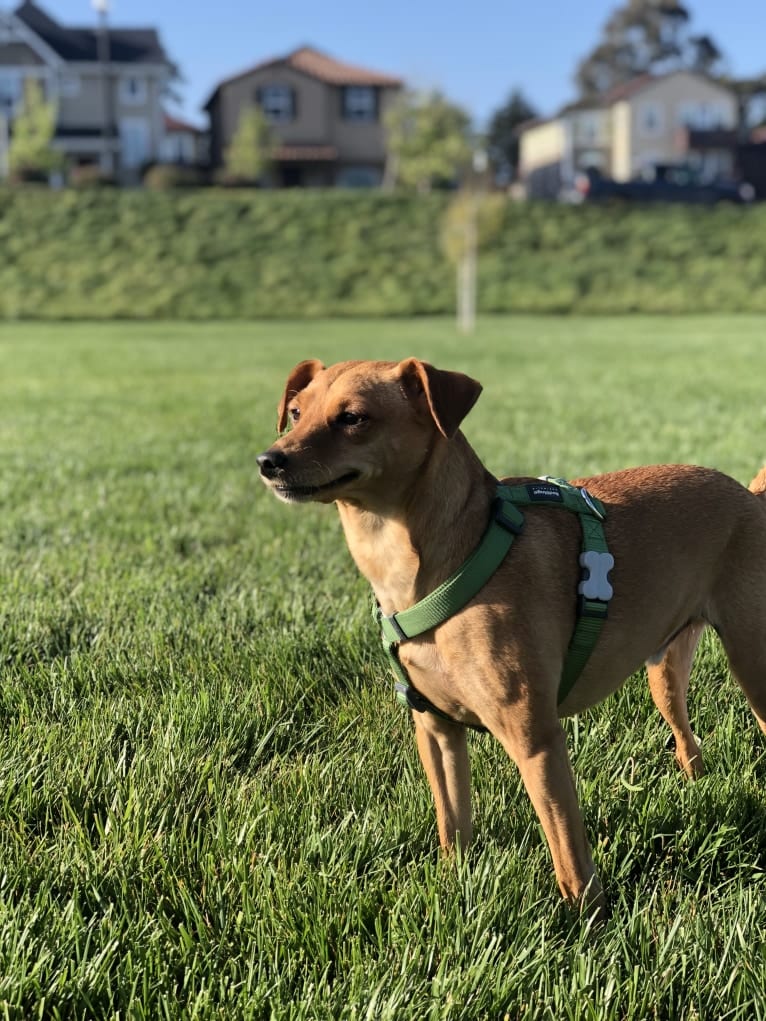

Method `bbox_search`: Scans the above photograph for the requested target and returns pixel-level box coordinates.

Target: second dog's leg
[413,712,472,850]
[646,622,706,778]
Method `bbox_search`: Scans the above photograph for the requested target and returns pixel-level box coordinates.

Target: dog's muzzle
[257,449,288,480]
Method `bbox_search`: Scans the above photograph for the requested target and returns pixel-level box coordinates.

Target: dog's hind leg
[714,483,766,738]
[646,622,706,778]
[714,624,766,738]
[412,712,473,850]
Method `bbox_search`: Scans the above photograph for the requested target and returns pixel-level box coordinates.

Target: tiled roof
[557,71,731,118]
[274,144,338,162]
[204,46,402,107]
[284,47,402,86]
[164,113,204,135]
[14,0,170,64]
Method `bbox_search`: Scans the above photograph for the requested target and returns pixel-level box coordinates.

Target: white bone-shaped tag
[578,550,614,601]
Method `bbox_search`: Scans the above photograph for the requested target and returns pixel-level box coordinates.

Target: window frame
[258,83,295,123]
[341,85,378,122]
[119,75,148,107]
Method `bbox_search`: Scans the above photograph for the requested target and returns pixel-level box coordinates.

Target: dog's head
[257,358,482,506]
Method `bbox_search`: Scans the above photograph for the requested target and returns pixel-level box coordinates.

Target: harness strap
[379,494,524,645]
[378,492,524,734]
[376,478,613,728]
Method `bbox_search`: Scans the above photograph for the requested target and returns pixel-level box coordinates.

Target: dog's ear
[277,359,325,432]
[397,358,482,439]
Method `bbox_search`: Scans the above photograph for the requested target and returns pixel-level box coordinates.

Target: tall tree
[575,0,723,97]
[384,90,472,192]
[8,78,60,179]
[223,105,273,184]
[486,88,538,182]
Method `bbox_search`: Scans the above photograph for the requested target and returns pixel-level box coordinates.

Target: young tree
[223,104,273,184]
[384,90,472,192]
[441,184,505,333]
[8,78,60,179]
[486,88,539,183]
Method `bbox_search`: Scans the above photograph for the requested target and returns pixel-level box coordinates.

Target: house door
[119,117,151,170]
[281,165,304,187]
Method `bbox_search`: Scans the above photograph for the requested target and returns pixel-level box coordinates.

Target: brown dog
[257,357,766,915]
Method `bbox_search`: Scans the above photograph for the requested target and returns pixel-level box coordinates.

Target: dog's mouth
[270,470,361,503]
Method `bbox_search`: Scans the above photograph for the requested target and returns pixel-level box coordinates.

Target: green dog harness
[375,478,613,730]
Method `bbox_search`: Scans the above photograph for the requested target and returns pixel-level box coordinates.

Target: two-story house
[519,70,739,198]
[0,0,175,182]
[204,46,403,187]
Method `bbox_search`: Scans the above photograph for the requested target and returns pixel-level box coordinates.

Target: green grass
[2,316,766,1018]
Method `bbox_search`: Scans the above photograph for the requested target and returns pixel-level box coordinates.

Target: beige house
[519,70,739,198]
[0,0,175,182]
[204,46,403,187]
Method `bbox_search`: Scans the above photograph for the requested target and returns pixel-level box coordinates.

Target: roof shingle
[14,0,170,64]
[205,46,402,107]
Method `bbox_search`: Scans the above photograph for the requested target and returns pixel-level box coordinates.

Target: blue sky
[30,0,766,126]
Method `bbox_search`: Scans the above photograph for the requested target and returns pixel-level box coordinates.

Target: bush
[142,163,209,190]
[0,189,764,319]
[68,165,117,189]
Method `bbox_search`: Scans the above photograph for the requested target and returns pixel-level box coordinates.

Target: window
[59,73,80,98]
[639,101,663,137]
[0,71,22,115]
[678,101,730,131]
[119,76,148,106]
[576,112,601,145]
[336,165,382,187]
[258,84,294,123]
[342,86,377,122]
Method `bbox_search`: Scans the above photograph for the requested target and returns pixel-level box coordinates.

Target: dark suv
[575,164,756,204]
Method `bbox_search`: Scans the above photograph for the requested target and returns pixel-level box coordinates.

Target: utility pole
[92,0,113,175]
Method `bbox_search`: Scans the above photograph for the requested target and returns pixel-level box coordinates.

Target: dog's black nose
[257,449,288,478]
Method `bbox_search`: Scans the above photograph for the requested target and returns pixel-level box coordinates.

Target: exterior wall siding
[209,64,399,181]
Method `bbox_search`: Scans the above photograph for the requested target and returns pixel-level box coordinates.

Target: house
[204,46,403,187]
[519,70,739,198]
[0,0,175,182]
[159,112,207,166]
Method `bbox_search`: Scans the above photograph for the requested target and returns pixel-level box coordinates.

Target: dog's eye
[288,407,300,423]
[336,411,367,428]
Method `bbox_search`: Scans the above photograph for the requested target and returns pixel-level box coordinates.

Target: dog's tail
[749,466,766,496]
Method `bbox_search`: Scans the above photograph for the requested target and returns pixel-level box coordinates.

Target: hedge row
[1,188,765,319]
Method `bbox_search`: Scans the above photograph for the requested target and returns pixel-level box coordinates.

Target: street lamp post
[0,111,8,181]
[92,0,113,175]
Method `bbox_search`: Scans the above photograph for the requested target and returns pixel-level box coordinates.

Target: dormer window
[342,86,377,122]
[258,84,295,123]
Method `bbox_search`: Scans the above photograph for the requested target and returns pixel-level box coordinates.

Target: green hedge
[1,188,765,318]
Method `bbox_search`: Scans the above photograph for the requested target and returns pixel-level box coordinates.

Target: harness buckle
[395,681,429,713]
[382,612,409,643]
[579,487,606,521]
[577,595,609,619]
[493,497,524,535]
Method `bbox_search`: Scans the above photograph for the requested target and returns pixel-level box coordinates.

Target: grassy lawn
[2,315,766,1018]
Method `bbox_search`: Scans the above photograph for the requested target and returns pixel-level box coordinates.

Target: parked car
[574,165,756,204]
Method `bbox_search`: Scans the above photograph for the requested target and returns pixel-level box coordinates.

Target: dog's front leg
[412,711,472,850]
[499,720,605,916]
